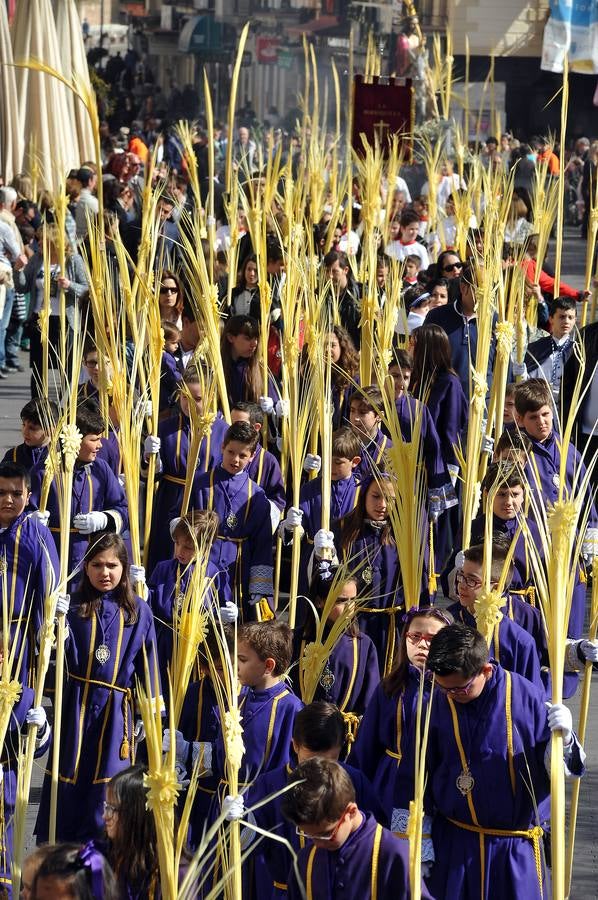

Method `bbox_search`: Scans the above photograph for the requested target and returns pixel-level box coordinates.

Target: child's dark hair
[32,842,119,900]
[341,476,395,550]
[348,385,383,414]
[222,420,260,454]
[495,429,532,458]
[106,765,159,891]
[390,349,413,372]
[405,253,421,267]
[292,702,346,752]
[549,297,576,316]
[331,426,362,460]
[463,541,514,587]
[426,623,489,677]
[329,324,359,391]
[221,315,262,403]
[399,210,420,228]
[161,320,181,343]
[20,397,58,428]
[78,533,138,623]
[514,379,553,416]
[303,567,359,640]
[231,400,264,428]
[482,462,525,495]
[505,382,516,399]
[0,460,31,490]
[239,621,292,675]
[76,402,105,437]
[281,758,355,826]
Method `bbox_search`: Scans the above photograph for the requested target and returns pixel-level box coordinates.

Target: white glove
[454,549,465,569]
[447,464,459,488]
[163,727,190,761]
[582,528,598,562]
[282,506,303,529]
[481,435,494,455]
[219,601,239,624]
[578,639,598,663]
[142,400,153,419]
[275,399,290,418]
[118,473,126,487]
[134,720,146,743]
[512,361,527,378]
[547,703,573,746]
[303,453,321,473]
[259,396,274,414]
[223,794,245,821]
[270,307,282,323]
[55,593,70,616]
[130,564,146,585]
[314,529,335,556]
[29,510,50,527]
[26,706,47,729]
[73,512,108,534]
[169,517,182,538]
[144,435,161,458]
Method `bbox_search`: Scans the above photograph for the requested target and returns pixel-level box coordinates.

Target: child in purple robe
[514,379,596,636]
[166,621,302,793]
[77,342,104,403]
[30,843,118,899]
[314,476,401,675]
[245,702,387,900]
[425,624,585,900]
[230,401,287,529]
[349,607,453,855]
[188,421,275,621]
[281,758,425,900]
[30,404,129,585]
[447,543,544,692]
[0,644,50,897]
[221,314,279,409]
[2,398,57,473]
[159,319,183,412]
[147,510,233,697]
[35,534,162,844]
[292,568,380,721]
[144,365,229,574]
[348,387,392,481]
[325,325,360,429]
[0,461,60,682]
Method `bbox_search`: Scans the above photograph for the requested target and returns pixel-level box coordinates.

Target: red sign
[352,75,414,161]
[256,36,280,65]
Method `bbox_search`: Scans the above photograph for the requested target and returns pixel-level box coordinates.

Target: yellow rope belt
[50,527,78,534]
[341,711,360,744]
[69,673,133,760]
[273,881,287,891]
[447,817,544,891]
[163,474,187,485]
[359,605,404,615]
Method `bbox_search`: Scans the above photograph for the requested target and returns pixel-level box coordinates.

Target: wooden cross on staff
[374,118,390,143]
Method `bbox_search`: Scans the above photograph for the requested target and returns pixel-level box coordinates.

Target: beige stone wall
[449,0,550,58]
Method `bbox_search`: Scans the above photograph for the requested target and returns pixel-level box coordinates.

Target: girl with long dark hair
[325,325,360,429]
[35,534,162,844]
[220,314,274,407]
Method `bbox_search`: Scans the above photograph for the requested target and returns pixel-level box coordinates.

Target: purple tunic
[30,458,129,584]
[246,445,287,512]
[248,763,387,899]
[349,667,430,821]
[421,371,468,469]
[299,475,361,540]
[353,429,392,482]
[426,665,584,900]
[159,350,182,412]
[0,510,60,681]
[96,429,121,476]
[447,603,544,694]
[179,676,220,849]
[2,442,48,472]
[287,813,419,900]
[292,629,380,717]
[189,466,274,619]
[146,412,228,573]
[35,592,161,843]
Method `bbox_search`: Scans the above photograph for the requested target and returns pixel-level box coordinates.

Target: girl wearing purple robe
[35,534,162,844]
[349,607,452,858]
[145,367,229,574]
[347,388,392,482]
[221,315,279,408]
[189,422,274,620]
[291,568,380,722]
[324,325,360,430]
[320,476,401,675]
[426,624,585,900]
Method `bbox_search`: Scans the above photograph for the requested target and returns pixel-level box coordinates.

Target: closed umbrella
[0,0,23,181]
[12,0,79,193]
[55,0,96,164]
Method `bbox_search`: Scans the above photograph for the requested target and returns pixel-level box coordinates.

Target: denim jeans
[0,287,15,369]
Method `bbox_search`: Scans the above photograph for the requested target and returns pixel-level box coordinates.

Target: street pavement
[0,228,596,894]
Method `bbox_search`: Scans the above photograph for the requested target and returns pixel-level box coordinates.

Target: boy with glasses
[281,757,424,899]
[425,624,584,900]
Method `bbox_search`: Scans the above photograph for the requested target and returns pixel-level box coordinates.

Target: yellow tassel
[120,739,130,761]
[258,600,275,622]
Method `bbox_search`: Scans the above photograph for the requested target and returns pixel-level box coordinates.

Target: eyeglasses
[295,810,346,842]
[84,358,100,368]
[436,673,480,696]
[160,286,178,295]
[442,262,463,272]
[455,570,483,589]
[406,631,438,645]
[102,801,120,818]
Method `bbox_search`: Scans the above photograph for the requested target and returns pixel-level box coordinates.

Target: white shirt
[385,240,430,270]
